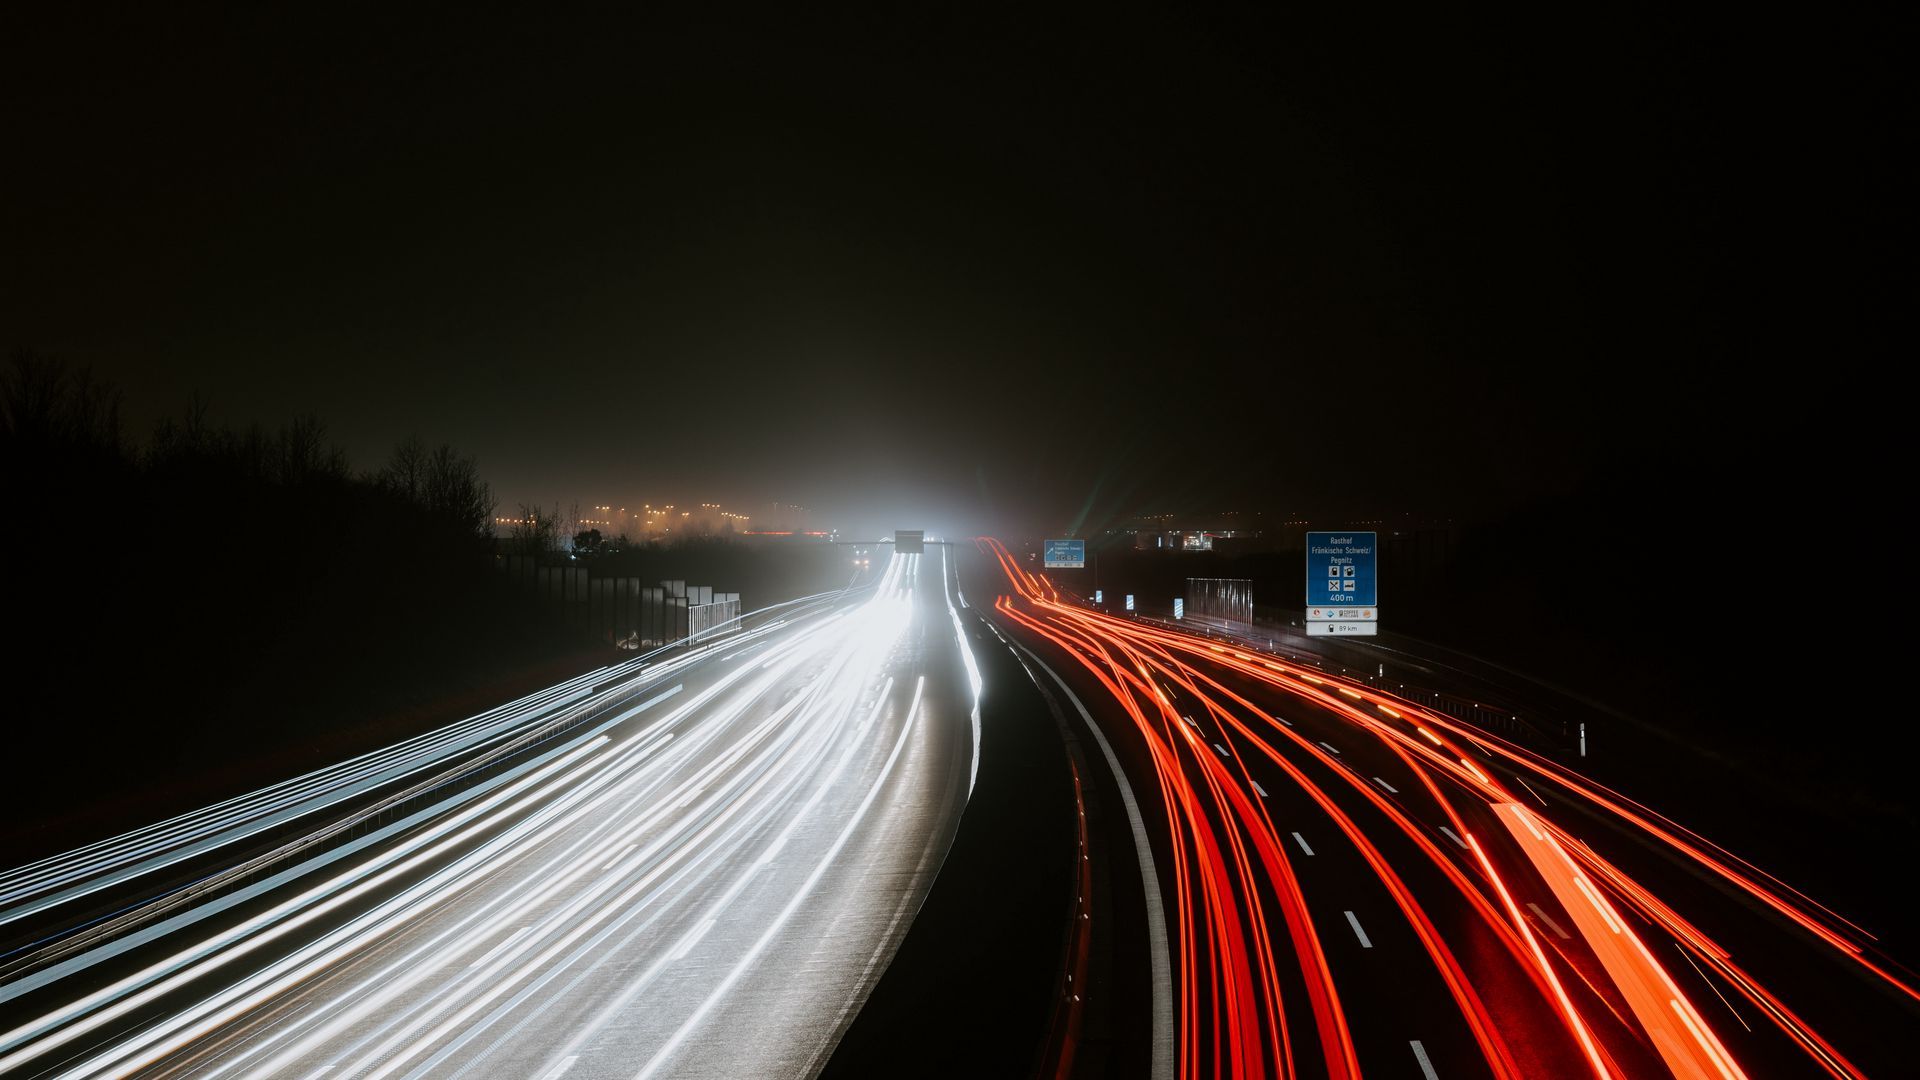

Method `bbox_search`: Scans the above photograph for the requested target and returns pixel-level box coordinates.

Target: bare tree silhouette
[510,503,563,555]
[1,349,124,460]
[379,435,429,501]
[378,436,495,543]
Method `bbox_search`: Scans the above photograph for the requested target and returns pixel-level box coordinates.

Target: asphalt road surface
[0,548,979,1079]
[972,537,1917,1080]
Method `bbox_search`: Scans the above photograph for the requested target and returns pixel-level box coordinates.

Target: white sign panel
[1306,607,1377,621]
[1307,621,1379,637]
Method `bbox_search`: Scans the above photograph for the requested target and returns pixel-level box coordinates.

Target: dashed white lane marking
[1212,743,1231,759]
[1438,825,1468,849]
[1411,1039,1440,1079]
[1344,910,1373,948]
[1291,833,1314,856]
[1317,741,1341,755]
[1526,901,1572,940]
[540,1055,580,1080]
[1373,776,1398,794]
[1251,780,1268,798]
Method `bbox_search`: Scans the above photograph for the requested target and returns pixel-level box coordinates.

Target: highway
[0,547,981,1079]
[9,535,1911,1080]
[974,537,1918,1080]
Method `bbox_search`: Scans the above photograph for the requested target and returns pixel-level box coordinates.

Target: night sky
[4,8,1901,537]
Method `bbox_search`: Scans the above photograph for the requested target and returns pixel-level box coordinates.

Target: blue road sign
[1044,539,1086,568]
[1306,532,1377,606]
[1125,594,1135,612]
[1094,589,1104,604]
[1174,598,1185,620]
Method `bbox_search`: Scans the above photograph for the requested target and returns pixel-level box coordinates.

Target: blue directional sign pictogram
[1043,539,1086,569]
[1305,532,1377,608]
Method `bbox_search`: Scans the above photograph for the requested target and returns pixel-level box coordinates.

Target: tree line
[3,350,496,552]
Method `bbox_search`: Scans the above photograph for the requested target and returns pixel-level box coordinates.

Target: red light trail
[978,537,1898,1079]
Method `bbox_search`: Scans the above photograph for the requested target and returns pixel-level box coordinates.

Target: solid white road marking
[540,1055,579,1080]
[1676,943,1752,1031]
[1514,774,1549,806]
[1344,910,1373,948]
[941,545,984,799]
[1010,644,1175,1080]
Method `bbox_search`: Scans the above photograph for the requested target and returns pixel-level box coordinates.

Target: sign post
[1043,539,1086,568]
[1305,531,1379,637]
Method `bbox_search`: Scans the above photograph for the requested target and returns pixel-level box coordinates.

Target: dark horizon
[8,8,1901,541]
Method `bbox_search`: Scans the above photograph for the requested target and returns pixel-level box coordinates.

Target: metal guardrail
[1087,602,1577,754]
[1,669,654,984]
[0,588,854,984]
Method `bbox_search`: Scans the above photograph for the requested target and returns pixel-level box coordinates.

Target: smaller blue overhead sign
[1306,531,1377,606]
[1044,539,1086,568]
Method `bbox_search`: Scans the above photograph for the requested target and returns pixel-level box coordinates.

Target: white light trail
[10,552,963,1080]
